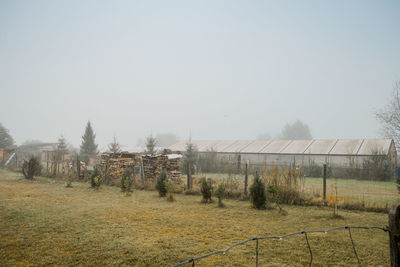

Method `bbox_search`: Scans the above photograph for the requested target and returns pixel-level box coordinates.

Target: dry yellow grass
[0,169,391,266]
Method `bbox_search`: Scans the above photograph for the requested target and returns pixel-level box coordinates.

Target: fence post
[76,156,81,180]
[237,154,241,174]
[140,156,145,189]
[244,161,249,195]
[389,205,400,267]
[187,160,192,190]
[323,164,327,201]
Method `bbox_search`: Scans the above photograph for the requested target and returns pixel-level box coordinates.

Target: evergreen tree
[181,141,198,175]
[0,123,15,149]
[250,172,267,209]
[108,136,121,153]
[216,184,226,207]
[79,121,98,164]
[90,166,102,189]
[57,135,68,161]
[121,168,133,194]
[144,134,157,155]
[200,178,213,203]
[156,170,168,197]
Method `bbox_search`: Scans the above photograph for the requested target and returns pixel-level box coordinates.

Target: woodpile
[0,149,13,163]
[100,151,182,185]
[142,154,181,183]
[41,150,76,176]
[100,152,142,185]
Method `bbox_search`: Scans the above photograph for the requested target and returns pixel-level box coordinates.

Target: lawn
[0,169,392,266]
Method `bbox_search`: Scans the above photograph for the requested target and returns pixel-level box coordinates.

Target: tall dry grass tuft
[260,163,310,205]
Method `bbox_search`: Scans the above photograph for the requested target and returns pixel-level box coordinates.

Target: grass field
[192,172,400,208]
[0,169,392,266]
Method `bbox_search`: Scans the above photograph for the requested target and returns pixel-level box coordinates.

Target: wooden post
[323,164,327,201]
[46,151,49,175]
[237,154,241,174]
[244,160,249,195]
[140,156,145,189]
[389,205,400,266]
[76,156,81,180]
[187,160,192,190]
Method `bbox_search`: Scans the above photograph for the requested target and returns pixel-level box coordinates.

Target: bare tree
[376,81,400,147]
[155,133,178,147]
[279,120,312,140]
[257,133,271,140]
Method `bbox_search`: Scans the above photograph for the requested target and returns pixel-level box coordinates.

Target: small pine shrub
[166,181,175,202]
[156,170,168,197]
[250,172,267,209]
[121,168,133,195]
[22,156,42,180]
[267,184,278,203]
[200,178,213,203]
[216,184,226,207]
[65,173,73,188]
[90,166,102,189]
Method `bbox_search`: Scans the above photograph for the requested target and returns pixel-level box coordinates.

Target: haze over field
[0,0,399,150]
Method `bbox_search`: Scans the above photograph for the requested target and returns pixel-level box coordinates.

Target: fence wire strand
[171,225,388,267]
[304,232,312,267]
[348,227,361,266]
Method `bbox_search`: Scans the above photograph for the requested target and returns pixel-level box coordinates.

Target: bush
[121,168,133,195]
[90,166,102,189]
[22,156,42,180]
[65,173,73,188]
[156,170,168,197]
[165,180,175,202]
[215,184,226,207]
[266,184,279,204]
[200,178,213,203]
[250,172,266,209]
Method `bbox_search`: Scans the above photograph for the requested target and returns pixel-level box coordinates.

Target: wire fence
[171,225,389,267]
[191,159,400,210]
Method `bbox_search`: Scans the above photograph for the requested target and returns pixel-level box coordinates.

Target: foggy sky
[1,0,399,151]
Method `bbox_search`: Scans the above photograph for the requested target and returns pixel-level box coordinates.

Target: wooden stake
[187,160,192,190]
[244,160,249,195]
[323,164,327,201]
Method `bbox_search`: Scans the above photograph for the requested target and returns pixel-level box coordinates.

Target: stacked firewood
[100,152,142,185]
[142,154,181,182]
[100,152,182,185]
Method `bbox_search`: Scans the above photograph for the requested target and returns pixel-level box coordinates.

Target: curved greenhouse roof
[168,139,395,156]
